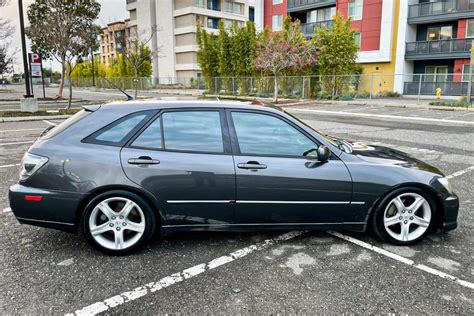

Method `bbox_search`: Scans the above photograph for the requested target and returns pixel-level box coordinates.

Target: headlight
[437,177,453,194]
[20,153,48,181]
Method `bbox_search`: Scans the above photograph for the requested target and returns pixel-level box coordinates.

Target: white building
[126,0,264,80]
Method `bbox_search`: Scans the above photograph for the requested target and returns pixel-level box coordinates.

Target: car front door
[120,109,235,227]
[228,110,353,225]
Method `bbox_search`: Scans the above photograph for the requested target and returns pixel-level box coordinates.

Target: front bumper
[9,184,85,233]
[441,194,459,232]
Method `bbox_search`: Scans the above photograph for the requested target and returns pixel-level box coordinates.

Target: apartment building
[126,0,264,80]
[99,20,130,67]
[265,0,474,96]
[402,0,474,96]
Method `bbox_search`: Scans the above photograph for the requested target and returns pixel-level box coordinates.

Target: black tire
[82,190,156,255]
[371,186,437,246]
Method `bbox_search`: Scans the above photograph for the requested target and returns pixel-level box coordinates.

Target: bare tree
[121,26,159,99]
[0,0,15,78]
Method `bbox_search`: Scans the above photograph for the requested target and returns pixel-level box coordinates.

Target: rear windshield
[40,110,91,139]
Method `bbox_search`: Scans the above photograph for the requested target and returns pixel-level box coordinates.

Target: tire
[82,190,156,255]
[371,186,437,246]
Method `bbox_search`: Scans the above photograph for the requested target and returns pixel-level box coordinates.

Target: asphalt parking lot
[0,104,473,314]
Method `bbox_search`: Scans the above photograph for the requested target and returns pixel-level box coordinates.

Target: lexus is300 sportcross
[9,101,459,255]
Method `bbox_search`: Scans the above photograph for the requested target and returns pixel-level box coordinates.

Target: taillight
[19,153,48,181]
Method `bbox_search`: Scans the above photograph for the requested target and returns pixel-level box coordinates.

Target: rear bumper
[441,194,459,232]
[9,184,85,233]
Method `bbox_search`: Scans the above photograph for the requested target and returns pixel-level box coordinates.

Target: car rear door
[120,108,236,227]
[227,109,354,225]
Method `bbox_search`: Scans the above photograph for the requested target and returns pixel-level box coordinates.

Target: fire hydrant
[436,87,442,99]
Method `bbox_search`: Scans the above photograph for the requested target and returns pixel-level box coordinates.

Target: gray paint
[8,101,459,235]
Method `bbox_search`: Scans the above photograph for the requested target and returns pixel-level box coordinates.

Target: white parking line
[66,231,305,316]
[0,163,20,168]
[42,120,57,126]
[329,231,474,290]
[0,128,45,133]
[446,166,474,179]
[2,208,12,213]
[0,141,34,146]
[288,109,474,125]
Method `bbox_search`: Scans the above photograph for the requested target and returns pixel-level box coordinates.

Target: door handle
[237,161,267,170]
[128,156,160,165]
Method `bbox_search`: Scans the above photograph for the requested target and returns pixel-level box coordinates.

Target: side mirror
[317,145,331,162]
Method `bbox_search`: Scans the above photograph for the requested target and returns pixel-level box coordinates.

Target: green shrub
[377,90,401,98]
[355,91,370,99]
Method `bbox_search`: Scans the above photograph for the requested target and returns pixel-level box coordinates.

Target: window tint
[84,111,155,146]
[231,112,316,157]
[163,111,224,153]
[132,117,162,149]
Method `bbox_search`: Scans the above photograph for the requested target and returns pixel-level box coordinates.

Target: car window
[162,111,224,153]
[84,111,155,146]
[40,110,90,139]
[231,112,316,157]
[131,117,162,149]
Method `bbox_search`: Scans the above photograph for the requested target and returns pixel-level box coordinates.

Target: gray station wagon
[9,101,459,255]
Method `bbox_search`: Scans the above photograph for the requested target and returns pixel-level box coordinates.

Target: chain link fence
[69,74,471,101]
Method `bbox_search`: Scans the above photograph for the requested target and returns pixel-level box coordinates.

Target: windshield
[283,110,339,147]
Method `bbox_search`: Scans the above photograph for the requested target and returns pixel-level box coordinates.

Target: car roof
[100,100,283,114]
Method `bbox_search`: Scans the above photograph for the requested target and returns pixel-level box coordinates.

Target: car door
[120,109,236,227]
[228,109,353,225]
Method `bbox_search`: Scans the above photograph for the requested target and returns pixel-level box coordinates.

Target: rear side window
[162,111,224,153]
[131,117,162,149]
[83,111,156,146]
[40,110,90,139]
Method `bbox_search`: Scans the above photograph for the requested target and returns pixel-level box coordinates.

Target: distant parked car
[9,101,458,255]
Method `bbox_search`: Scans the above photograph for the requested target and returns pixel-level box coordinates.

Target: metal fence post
[369,73,374,99]
[232,77,235,95]
[332,75,336,100]
[417,74,423,104]
[214,77,218,94]
[302,76,305,99]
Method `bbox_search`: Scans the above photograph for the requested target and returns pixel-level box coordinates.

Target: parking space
[0,105,473,314]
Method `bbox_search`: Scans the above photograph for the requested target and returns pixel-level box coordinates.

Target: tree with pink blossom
[255,17,317,103]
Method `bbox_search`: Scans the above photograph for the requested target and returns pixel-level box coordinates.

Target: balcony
[405,38,472,60]
[408,0,474,24]
[301,20,333,36]
[287,0,336,12]
[404,81,469,96]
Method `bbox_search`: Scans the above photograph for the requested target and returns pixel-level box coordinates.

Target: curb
[0,115,72,123]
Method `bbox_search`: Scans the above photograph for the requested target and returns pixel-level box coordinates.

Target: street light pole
[18,0,33,98]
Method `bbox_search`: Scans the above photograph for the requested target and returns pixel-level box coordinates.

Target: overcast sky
[0,0,128,72]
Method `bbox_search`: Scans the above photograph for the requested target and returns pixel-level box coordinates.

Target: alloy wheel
[383,192,431,242]
[88,197,146,250]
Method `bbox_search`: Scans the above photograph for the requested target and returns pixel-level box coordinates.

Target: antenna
[101,77,134,101]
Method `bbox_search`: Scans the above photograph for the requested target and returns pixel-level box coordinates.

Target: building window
[273,0,283,4]
[467,19,474,38]
[272,15,283,31]
[195,0,205,8]
[129,9,137,20]
[354,32,361,48]
[207,17,219,29]
[249,6,255,22]
[207,0,220,11]
[462,64,471,82]
[427,25,452,41]
[424,66,448,83]
[348,0,363,20]
[307,7,336,23]
[224,1,243,14]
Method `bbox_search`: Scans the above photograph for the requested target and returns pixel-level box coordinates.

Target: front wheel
[82,191,156,255]
[372,187,436,245]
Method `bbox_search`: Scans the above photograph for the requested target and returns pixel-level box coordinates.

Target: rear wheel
[372,187,436,245]
[82,191,156,255]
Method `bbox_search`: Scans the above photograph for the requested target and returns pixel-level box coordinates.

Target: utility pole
[18,0,33,97]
